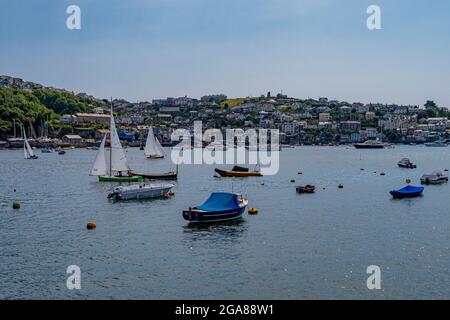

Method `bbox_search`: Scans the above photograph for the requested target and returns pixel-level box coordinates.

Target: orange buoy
[86,222,96,230]
[248,208,258,215]
[166,191,175,197]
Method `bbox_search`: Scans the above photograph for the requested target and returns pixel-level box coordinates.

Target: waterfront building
[62,134,83,145]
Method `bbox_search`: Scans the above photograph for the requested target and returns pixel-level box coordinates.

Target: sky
[1,0,450,106]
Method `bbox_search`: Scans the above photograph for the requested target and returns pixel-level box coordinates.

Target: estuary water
[0,146,449,299]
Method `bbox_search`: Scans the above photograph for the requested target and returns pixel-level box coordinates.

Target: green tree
[424,100,437,109]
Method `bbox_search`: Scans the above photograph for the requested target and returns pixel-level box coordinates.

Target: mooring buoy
[248,208,258,215]
[12,202,20,209]
[86,222,97,230]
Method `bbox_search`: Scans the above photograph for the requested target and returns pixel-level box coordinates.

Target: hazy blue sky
[1,0,449,106]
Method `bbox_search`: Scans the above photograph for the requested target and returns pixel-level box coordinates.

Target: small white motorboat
[420,171,448,184]
[398,158,416,168]
[107,182,174,200]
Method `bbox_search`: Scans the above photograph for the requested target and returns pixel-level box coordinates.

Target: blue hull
[390,185,424,199]
[183,206,246,223]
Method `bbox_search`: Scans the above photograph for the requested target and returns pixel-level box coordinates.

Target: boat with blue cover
[390,185,424,199]
[183,192,248,223]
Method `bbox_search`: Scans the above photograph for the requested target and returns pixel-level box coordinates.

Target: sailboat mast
[109,98,113,176]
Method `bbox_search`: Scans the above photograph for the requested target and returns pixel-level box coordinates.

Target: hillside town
[1,74,449,148]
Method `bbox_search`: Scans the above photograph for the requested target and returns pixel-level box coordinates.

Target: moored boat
[296,185,316,194]
[130,170,177,180]
[420,171,448,184]
[107,182,174,200]
[353,140,385,149]
[183,192,248,223]
[89,101,142,182]
[214,166,263,177]
[397,158,416,168]
[390,185,424,199]
[144,126,165,159]
[99,175,142,182]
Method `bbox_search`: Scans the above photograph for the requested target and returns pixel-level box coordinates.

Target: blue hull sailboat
[390,185,424,199]
[183,192,248,223]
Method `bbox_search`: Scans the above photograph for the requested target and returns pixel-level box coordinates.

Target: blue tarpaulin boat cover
[393,185,424,194]
[197,193,240,212]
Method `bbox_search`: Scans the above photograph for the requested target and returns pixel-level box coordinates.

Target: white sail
[23,137,27,159]
[109,107,130,172]
[90,134,107,176]
[144,126,165,158]
[23,127,34,159]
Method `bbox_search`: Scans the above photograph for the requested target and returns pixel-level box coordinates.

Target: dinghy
[296,185,316,194]
[23,127,38,159]
[144,126,165,159]
[90,102,142,183]
[214,166,263,177]
[183,192,248,223]
[390,185,424,199]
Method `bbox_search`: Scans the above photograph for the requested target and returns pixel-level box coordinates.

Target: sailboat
[144,126,165,159]
[90,134,107,176]
[23,126,38,159]
[90,103,142,182]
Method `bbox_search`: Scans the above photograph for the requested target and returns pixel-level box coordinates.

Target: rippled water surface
[0,146,449,299]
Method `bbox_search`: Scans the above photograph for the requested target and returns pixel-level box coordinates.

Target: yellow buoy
[248,208,258,215]
[12,202,20,209]
[405,178,412,184]
[86,222,97,230]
